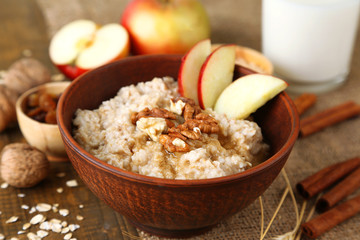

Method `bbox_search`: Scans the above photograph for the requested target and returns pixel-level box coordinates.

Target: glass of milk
[262,0,360,93]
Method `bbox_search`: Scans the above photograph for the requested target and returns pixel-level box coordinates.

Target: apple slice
[49,19,130,80]
[178,39,211,104]
[198,44,236,109]
[214,74,288,119]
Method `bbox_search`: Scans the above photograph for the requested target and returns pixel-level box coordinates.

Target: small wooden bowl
[16,81,71,162]
[57,55,299,238]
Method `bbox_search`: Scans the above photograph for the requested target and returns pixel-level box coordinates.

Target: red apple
[49,19,130,80]
[198,44,236,109]
[121,0,210,55]
[178,39,211,104]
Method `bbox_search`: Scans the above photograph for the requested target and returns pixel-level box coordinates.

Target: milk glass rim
[266,0,360,9]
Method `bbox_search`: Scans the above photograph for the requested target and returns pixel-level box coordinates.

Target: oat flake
[61,227,70,234]
[76,215,84,221]
[78,204,84,209]
[27,232,41,240]
[21,204,29,210]
[37,230,48,238]
[64,233,72,240]
[59,209,69,216]
[1,182,8,189]
[61,221,68,227]
[0,233,4,240]
[29,207,36,214]
[36,203,52,212]
[10,237,19,240]
[68,224,80,232]
[66,180,78,187]
[39,221,50,231]
[30,214,45,225]
[51,223,62,233]
[17,193,25,198]
[17,230,26,235]
[6,216,19,223]
[57,187,64,193]
[23,222,31,230]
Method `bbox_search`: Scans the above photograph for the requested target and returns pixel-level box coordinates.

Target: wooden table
[1,0,360,240]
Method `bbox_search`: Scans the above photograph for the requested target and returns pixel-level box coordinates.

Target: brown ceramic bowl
[57,55,299,238]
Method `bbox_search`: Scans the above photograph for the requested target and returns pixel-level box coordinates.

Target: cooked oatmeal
[73,77,268,179]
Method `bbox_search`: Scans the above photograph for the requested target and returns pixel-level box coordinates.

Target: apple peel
[178,39,211,104]
[214,74,288,119]
[198,44,236,109]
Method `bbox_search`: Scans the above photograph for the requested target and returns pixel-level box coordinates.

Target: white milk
[262,0,360,93]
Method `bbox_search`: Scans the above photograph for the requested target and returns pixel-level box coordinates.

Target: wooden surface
[1,0,360,239]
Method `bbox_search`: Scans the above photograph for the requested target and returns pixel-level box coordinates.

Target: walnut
[131,107,176,124]
[3,58,51,95]
[159,135,190,152]
[136,117,168,141]
[0,143,49,188]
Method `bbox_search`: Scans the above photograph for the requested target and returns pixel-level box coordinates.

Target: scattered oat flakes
[30,214,45,225]
[1,182,9,188]
[36,230,48,238]
[6,216,19,223]
[57,187,64,193]
[76,215,84,221]
[23,222,31,230]
[0,233,4,240]
[17,193,25,198]
[78,204,84,209]
[29,207,36,214]
[56,172,66,178]
[59,209,69,217]
[27,232,41,240]
[66,180,78,187]
[21,204,29,210]
[64,233,72,240]
[36,203,52,212]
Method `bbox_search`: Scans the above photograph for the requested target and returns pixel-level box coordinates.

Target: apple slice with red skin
[178,39,211,104]
[198,44,236,109]
[49,19,130,80]
[214,74,288,119]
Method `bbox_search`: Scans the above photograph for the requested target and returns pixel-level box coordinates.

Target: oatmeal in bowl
[73,77,268,179]
[57,55,299,238]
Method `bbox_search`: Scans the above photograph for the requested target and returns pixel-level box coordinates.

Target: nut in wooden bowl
[16,81,71,162]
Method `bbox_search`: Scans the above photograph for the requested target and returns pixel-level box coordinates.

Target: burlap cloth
[37,0,360,239]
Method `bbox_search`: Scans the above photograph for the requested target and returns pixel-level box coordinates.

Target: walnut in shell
[3,58,51,94]
[0,143,49,188]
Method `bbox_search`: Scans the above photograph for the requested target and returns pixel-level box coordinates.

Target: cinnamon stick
[296,157,360,199]
[294,93,317,115]
[316,167,360,212]
[300,101,360,137]
[301,194,360,239]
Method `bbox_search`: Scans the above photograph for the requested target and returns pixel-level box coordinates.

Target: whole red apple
[121,0,211,55]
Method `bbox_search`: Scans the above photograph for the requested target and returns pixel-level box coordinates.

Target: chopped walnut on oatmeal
[132,97,219,152]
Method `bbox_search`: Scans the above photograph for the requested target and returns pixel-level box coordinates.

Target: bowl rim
[57,55,299,187]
